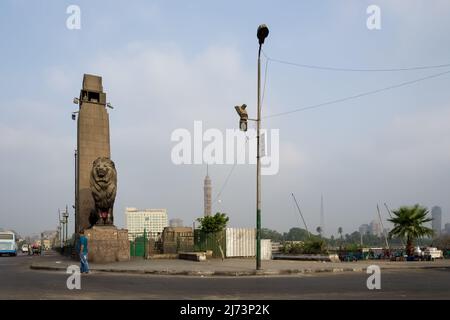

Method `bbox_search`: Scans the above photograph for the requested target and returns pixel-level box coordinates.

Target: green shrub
[302,238,328,254]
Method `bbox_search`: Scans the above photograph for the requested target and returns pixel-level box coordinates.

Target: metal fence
[129,231,162,257]
[162,230,194,254]
[194,228,272,259]
[194,230,226,258]
[129,230,195,257]
[226,228,255,258]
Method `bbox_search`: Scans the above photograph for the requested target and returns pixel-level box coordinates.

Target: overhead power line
[264,69,450,119]
[262,50,450,72]
[212,163,237,205]
[261,57,269,111]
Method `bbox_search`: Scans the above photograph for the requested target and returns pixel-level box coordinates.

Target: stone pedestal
[85,226,130,263]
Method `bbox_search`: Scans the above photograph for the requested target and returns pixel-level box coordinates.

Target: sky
[0,0,449,238]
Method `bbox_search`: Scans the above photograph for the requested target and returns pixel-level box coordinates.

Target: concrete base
[178,252,207,262]
[273,254,341,263]
[85,226,130,263]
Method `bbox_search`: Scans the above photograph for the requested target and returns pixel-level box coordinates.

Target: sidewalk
[30,255,450,277]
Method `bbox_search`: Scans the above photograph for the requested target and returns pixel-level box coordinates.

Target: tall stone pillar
[75,74,110,233]
[204,169,212,217]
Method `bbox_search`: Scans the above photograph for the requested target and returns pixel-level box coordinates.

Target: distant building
[125,207,168,240]
[431,206,442,237]
[169,218,184,228]
[204,167,212,217]
[162,227,194,254]
[41,230,57,240]
[444,223,450,235]
[359,224,370,235]
[34,239,51,250]
[369,220,382,236]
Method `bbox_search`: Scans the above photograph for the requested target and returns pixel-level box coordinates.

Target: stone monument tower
[75,74,111,233]
[203,166,212,217]
[74,74,129,263]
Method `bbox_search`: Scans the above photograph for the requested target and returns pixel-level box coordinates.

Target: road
[1,254,449,299]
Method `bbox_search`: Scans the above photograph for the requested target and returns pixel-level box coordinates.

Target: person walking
[79,230,89,274]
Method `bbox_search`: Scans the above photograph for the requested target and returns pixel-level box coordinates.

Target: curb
[30,264,346,276]
[30,265,450,277]
[30,263,450,277]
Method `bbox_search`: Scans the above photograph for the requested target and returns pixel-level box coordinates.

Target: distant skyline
[1,1,450,237]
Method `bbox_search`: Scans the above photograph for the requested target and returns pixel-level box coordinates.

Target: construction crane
[377,204,390,250]
[291,193,311,239]
[384,203,393,218]
[385,202,405,247]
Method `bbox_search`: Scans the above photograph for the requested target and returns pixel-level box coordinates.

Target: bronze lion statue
[89,157,117,226]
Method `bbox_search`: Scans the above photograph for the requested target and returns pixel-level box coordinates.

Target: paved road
[1,254,449,299]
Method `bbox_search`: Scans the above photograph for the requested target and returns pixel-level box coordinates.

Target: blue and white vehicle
[0,231,17,256]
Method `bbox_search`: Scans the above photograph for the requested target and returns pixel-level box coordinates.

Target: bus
[0,231,17,256]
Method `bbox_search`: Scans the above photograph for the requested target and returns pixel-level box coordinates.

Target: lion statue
[89,157,117,226]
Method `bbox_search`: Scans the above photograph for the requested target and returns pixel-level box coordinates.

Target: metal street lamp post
[255,24,269,270]
[59,209,65,248]
[233,24,269,270]
[63,206,69,247]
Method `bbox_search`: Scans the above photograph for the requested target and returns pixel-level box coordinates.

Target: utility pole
[256,24,269,271]
[320,194,325,238]
[57,224,62,249]
[63,206,69,247]
[234,25,269,271]
[59,209,64,248]
[40,232,44,256]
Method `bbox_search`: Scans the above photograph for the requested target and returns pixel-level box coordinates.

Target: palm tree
[316,226,322,238]
[338,227,343,249]
[388,204,434,256]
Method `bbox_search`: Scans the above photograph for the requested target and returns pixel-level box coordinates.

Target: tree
[285,227,309,241]
[388,204,434,256]
[197,212,229,260]
[316,226,322,238]
[337,227,343,249]
[261,228,284,242]
[330,235,335,244]
[197,212,229,234]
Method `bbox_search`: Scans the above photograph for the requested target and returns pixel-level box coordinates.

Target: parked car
[31,244,41,255]
[423,247,443,261]
[21,245,29,253]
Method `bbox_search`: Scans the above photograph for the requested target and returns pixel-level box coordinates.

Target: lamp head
[257,24,269,45]
[234,104,248,119]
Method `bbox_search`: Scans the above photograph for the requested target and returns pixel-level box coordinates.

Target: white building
[125,207,168,240]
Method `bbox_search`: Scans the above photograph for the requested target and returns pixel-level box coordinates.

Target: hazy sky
[1,0,449,237]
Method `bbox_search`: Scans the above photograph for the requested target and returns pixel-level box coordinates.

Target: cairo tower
[204,166,212,217]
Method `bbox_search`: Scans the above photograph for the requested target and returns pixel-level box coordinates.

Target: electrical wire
[261,57,269,111]
[264,69,450,119]
[212,163,237,205]
[262,50,450,72]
